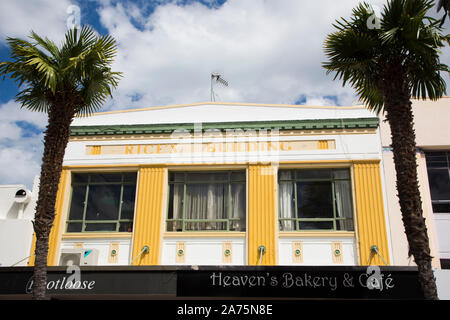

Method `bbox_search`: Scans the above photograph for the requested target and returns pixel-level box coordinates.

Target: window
[426,151,450,213]
[166,171,246,232]
[278,168,354,231]
[66,172,137,233]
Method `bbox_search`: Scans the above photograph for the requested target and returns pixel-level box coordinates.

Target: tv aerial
[210,72,228,101]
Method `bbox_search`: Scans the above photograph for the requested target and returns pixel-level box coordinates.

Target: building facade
[26,102,393,268]
[0,178,38,267]
[380,97,450,270]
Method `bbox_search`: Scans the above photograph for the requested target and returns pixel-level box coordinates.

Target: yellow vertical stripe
[91,146,101,155]
[131,167,166,265]
[248,165,277,265]
[28,169,69,266]
[318,140,329,150]
[354,162,390,265]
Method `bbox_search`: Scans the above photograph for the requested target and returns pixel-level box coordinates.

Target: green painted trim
[70,117,379,136]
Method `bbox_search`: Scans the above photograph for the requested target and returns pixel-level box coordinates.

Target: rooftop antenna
[211,72,228,101]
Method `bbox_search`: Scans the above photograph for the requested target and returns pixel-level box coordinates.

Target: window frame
[166,170,247,232]
[66,172,138,233]
[278,168,354,232]
[425,151,450,213]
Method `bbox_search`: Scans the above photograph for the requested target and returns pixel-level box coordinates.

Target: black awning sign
[177,266,423,299]
[0,265,423,299]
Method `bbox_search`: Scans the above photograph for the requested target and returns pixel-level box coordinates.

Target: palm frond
[323,0,448,112]
[1,25,122,115]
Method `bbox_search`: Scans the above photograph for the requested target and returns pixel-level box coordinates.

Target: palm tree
[323,0,449,299]
[0,26,122,300]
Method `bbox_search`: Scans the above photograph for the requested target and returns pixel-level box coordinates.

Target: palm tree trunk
[32,98,75,300]
[383,64,438,300]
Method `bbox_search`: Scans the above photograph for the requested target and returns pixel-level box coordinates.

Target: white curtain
[171,184,184,231]
[183,183,233,230]
[334,180,353,230]
[279,171,295,231]
[230,184,246,231]
[170,173,246,231]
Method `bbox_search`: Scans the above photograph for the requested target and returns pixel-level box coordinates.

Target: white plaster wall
[379,97,450,148]
[0,178,39,267]
[63,131,382,166]
[381,152,441,267]
[278,238,357,266]
[59,238,132,266]
[0,185,35,220]
[434,213,450,259]
[0,220,34,266]
[72,103,376,127]
[161,238,246,265]
[435,269,450,300]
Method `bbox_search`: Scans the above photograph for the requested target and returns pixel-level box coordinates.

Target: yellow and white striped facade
[29,102,392,267]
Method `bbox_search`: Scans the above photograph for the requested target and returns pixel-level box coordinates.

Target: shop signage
[0,266,423,299]
[87,140,335,156]
[176,266,424,299]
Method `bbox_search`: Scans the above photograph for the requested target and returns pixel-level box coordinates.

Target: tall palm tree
[0,26,122,300]
[323,0,449,300]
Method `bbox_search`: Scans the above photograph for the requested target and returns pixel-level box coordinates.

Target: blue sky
[0,0,448,188]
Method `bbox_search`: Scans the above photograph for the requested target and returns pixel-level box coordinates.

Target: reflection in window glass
[426,151,450,213]
[68,186,86,221]
[278,169,354,231]
[66,172,137,232]
[296,181,333,219]
[85,185,121,221]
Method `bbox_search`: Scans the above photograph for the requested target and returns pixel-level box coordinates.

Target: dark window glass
[278,169,353,231]
[119,221,133,232]
[66,172,137,233]
[90,173,122,183]
[432,203,450,213]
[121,185,136,220]
[84,223,117,232]
[85,185,121,221]
[123,172,137,182]
[68,185,86,220]
[428,168,450,201]
[67,222,82,233]
[186,172,228,182]
[296,181,333,219]
[299,221,334,230]
[296,169,331,180]
[231,172,246,182]
[72,173,89,184]
[169,172,185,182]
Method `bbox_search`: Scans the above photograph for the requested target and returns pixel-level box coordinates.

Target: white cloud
[0,0,71,188]
[96,0,384,109]
[0,100,47,189]
[93,0,449,111]
[0,0,448,189]
[0,0,73,46]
